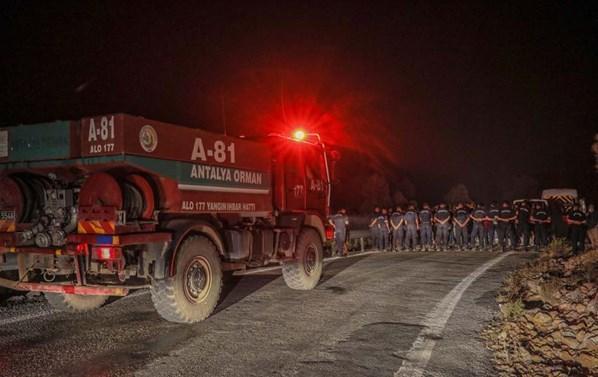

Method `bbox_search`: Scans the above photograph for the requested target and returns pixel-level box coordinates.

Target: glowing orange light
[292,129,306,141]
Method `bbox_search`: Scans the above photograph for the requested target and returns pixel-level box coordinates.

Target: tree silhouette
[444,183,471,204]
[392,191,408,206]
[360,173,392,212]
[396,176,416,199]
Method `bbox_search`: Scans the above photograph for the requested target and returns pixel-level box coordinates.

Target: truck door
[304,146,327,212]
[284,148,306,210]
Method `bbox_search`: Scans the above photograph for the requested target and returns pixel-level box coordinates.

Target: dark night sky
[1,1,597,204]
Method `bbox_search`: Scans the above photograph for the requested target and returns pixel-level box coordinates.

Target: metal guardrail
[346,229,373,252]
[323,231,373,255]
[325,215,376,253]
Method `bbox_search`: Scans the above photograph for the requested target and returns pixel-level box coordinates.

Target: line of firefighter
[328,201,588,255]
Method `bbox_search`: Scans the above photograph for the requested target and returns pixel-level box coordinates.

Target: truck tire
[151,235,222,323]
[282,228,323,290]
[45,293,108,312]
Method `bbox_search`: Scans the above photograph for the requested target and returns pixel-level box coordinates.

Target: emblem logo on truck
[139,125,158,152]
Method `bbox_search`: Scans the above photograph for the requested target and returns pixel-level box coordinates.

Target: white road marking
[0,310,56,326]
[323,249,383,263]
[234,249,384,276]
[394,252,513,377]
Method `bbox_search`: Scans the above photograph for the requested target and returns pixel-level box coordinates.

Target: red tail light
[325,225,335,240]
[92,246,121,261]
[75,243,88,254]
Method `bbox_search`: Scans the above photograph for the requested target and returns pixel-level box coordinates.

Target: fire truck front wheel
[282,228,323,290]
[151,235,222,324]
[45,293,108,313]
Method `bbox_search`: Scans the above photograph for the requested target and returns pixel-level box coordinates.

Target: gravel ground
[0,251,532,377]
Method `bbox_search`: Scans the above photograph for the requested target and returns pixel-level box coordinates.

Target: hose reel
[79,172,155,222]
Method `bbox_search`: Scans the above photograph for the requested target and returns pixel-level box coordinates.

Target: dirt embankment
[483,243,597,377]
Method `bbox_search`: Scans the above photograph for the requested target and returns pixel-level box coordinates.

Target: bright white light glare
[293,129,306,141]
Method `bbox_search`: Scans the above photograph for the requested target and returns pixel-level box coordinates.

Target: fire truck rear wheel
[45,293,108,312]
[151,235,222,324]
[282,228,323,290]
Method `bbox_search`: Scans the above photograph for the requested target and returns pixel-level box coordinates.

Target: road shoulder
[422,252,535,377]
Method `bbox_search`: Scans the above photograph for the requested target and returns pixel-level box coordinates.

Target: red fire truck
[0,114,336,323]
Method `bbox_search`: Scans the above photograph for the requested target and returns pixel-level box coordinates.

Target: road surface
[0,251,533,377]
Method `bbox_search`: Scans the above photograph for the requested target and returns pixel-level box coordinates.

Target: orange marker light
[292,129,306,141]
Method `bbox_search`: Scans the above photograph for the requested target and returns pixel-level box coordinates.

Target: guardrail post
[360,237,364,252]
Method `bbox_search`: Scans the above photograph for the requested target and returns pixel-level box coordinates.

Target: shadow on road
[215,274,279,313]
[319,255,372,284]
[215,254,375,313]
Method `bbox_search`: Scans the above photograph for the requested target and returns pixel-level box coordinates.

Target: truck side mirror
[329,149,341,162]
[327,150,341,182]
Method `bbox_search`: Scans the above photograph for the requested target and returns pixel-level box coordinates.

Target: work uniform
[454,207,470,249]
[374,214,390,250]
[369,212,380,249]
[567,210,586,254]
[330,213,349,256]
[516,205,531,250]
[390,211,404,251]
[497,207,516,251]
[434,208,451,250]
[530,207,549,249]
[448,206,457,248]
[419,208,433,250]
[470,208,487,249]
[404,210,418,250]
[486,206,499,248]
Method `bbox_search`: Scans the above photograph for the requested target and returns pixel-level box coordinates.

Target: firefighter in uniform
[380,208,391,250]
[454,203,470,250]
[496,201,517,252]
[369,207,381,250]
[329,209,349,256]
[419,203,433,251]
[567,203,586,254]
[434,203,451,251]
[516,201,531,251]
[470,203,487,250]
[530,203,550,250]
[486,202,499,250]
[390,206,404,251]
[448,204,457,248]
[404,205,419,251]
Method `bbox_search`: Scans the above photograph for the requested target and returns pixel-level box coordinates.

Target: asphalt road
[0,250,534,377]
